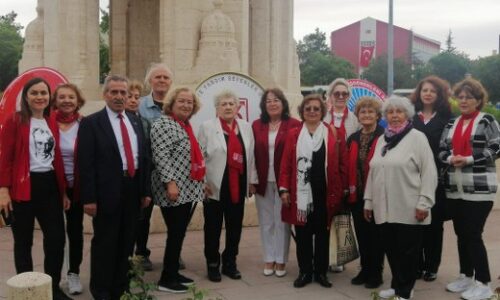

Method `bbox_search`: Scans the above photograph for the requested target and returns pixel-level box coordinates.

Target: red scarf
[348,136,379,204]
[220,118,244,203]
[330,106,348,141]
[55,110,80,124]
[452,110,480,156]
[170,114,205,181]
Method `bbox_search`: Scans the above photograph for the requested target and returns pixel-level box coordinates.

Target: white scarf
[296,123,327,222]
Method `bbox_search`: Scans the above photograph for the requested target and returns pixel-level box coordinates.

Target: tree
[297,28,330,65]
[471,55,500,104]
[445,29,456,53]
[99,8,110,83]
[0,11,23,91]
[428,52,471,86]
[362,55,416,93]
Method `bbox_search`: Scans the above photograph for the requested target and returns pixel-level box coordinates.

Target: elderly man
[78,75,151,300]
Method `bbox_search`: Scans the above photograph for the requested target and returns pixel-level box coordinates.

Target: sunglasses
[304,106,321,112]
[333,91,349,98]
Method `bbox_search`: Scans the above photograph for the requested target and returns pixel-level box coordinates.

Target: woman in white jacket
[197,91,257,282]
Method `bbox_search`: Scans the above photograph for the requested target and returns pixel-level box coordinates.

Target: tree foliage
[428,51,471,86]
[0,11,23,91]
[99,8,110,83]
[362,55,416,93]
[471,55,500,103]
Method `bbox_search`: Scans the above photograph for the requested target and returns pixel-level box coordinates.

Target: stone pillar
[18,0,45,72]
[110,0,128,76]
[7,272,52,300]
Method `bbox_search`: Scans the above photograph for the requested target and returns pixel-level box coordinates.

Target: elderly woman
[279,94,345,288]
[410,76,452,282]
[325,78,359,140]
[252,88,301,277]
[150,87,205,293]
[51,83,86,295]
[347,97,385,289]
[197,91,257,282]
[439,78,500,300]
[125,80,144,114]
[364,96,437,300]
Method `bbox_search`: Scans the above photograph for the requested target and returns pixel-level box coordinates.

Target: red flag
[359,46,375,67]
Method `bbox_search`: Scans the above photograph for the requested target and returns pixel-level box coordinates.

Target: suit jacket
[197,118,258,201]
[77,108,151,214]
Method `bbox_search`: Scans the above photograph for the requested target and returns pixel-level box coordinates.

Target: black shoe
[141,256,153,271]
[416,270,423,280]
[53,288,73,300]
[364,278,383,289]
[179,257,186,270]
[208,267,222,282]
[314,274,332,288]
[222,267,242,280]
[293,273,312,288]
[423,272,437,282]
[157,280,188,294]
[351,271,366,285]
[178,273,194,286]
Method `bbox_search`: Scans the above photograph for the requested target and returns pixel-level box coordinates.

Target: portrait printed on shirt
[32,127,55,163]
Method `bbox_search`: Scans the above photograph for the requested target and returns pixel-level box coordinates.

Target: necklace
[269,120,281,131]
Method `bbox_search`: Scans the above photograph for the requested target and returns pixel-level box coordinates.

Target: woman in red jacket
[0,77,72,300]
[252,88,300,277]
[279,94,346,289]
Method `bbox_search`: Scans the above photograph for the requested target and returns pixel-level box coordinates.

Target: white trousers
[255,182,291,264]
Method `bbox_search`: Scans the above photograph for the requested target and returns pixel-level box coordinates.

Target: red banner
[359,46,375,68]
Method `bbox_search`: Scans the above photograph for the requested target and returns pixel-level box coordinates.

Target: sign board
[192,72,264,134]
[346,79,386,111]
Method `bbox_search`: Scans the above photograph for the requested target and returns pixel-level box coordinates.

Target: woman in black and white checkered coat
[439,78,500,300]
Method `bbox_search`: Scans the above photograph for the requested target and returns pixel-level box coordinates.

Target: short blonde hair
[214,90,239,107]
[128,80,144,95]
[297,94,327,121]
[163,87,201,119]
[327,78,352,97]
[144,63,173,90]
[354,96,382,120]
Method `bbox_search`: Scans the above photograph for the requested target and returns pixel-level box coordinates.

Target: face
[26,82,50,115]
[303,99,323,124]
[265,92,283,120]
[330,84,350,109]
[149,68,172,96]
[457,91,480,115]
[358,106,378,128]
[386,106,408,128]
[216,97,239,122]
[171,91,195,121]
[125,88,141,113]
[104,80,128,113]
[55,87,78,115]
[420,82,438,107]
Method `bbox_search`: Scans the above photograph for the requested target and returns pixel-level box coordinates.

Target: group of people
[0,63,498,300]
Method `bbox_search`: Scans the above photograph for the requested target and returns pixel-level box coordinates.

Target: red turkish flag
[359,46,375,67]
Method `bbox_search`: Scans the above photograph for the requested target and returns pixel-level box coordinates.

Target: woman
[0,77,73,300]
[347,97,385,289]
[364,95,437,300]
[279,94,345,289]
[197,91,257,282]
[252,88,301,277]
[150,87,205,293]
[125,80,143,114]
[410,76,452,282]
[439,78,499,300]
[51,83,86,295]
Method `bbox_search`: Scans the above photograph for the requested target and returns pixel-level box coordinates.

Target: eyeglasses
[304,106,321,112]
[456,95,476,101]
[333,91,349,98]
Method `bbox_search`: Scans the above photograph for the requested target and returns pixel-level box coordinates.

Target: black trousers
[134,200,153,257]
[90,176,140,300]
[64,188,84,275]
[160,202,192,282]
[203,196,245,269]
[380,223,423,299]
[11,171,65,292]
[351,200,384,281]
[449,199,493,283]
[418,185,446,274]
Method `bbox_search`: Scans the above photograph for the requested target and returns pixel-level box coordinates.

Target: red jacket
[278,123,348,227]
[0,113,66,202]
[252,117,301,196]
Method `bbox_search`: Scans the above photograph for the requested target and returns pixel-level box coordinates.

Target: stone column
[7,272,52,300]
[110,0,128,76]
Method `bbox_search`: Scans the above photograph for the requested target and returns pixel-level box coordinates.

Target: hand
[84,203,97,217]
[0,187,13,218]
[166,181,179,201]
[249,184,256,197]
[204,184,213,197]
[415,209,429,222]
[141,196,152,208]
[450,155,467,168]
[280,192,290,208]
[363,209,373,222]
[62,194,71,211]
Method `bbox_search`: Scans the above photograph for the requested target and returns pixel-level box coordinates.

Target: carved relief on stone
[19,0,45,72]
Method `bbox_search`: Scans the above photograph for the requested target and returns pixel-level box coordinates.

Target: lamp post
[388,0,394,95]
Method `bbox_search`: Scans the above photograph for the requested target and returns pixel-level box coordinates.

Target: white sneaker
[446,274,474,293]
[67,272,83,295]
[379,288,413,299]
[461,281,493,300]
[328,265,344,273]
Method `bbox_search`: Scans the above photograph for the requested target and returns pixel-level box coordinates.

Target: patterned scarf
[382,121,412,156]
[220,118,244,203]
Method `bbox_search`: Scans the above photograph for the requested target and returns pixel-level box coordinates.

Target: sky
[1,0,499,59]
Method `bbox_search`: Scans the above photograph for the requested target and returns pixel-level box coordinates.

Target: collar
[106,105,124,120]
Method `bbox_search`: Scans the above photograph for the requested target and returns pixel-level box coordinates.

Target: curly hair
[51,83,86,112]
[452,78,489,110]
[163,87,201,119]
[297,94,327,121]
[410,75,451,117]
[259,88,291,123]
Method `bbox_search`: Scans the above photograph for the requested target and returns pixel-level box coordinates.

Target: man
[78,75,151,300]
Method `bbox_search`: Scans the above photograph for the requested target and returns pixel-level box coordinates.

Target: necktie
[118,113,135,177]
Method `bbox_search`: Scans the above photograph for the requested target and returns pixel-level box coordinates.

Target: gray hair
[382,95,415,119]
[327,78,352,97]
[143,63,173,88]
[103,75,128,93]
[214,90,239,107]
